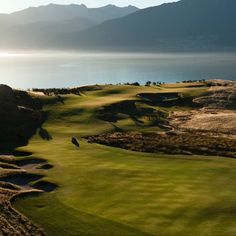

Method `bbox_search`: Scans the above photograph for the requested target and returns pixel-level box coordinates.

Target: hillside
[64,0,236,50]
[0,81,235,235]
[7,81,236,236]
[0,4,138,48]
[0,85,43,149]
[1,0,236,50]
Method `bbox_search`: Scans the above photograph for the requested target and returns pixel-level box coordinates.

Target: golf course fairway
[13,84,236,236]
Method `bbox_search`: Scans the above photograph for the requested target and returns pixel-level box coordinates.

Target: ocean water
[0,52,235,89]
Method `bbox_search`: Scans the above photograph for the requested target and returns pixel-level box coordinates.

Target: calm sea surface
[0,52,235,89]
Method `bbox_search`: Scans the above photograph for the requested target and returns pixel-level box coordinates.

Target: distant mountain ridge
[0,4,138,24]
[0,0,236,51]
[65,0,236,51]
[0,4,138,48]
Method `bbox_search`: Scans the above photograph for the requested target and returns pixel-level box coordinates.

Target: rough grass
[87,131,236,157]
[12,84,236,236]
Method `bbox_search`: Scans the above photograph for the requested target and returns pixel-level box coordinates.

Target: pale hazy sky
[0,0,175,13]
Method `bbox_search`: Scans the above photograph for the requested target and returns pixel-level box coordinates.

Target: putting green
[14,85,236,236]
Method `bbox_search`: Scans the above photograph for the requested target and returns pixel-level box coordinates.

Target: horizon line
[0,1,177,15]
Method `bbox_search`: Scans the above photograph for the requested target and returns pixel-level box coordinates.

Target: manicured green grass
[14,85,236,236]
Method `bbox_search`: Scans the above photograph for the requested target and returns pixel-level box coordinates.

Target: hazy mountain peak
[0,3,138,24]
[2,0,235,51]
[0,2,139,47]
[66,0,236,51]
[103,4,117,8]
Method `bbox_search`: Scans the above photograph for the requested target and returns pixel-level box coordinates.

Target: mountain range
[0,0,236,51]
[0,4,138,48]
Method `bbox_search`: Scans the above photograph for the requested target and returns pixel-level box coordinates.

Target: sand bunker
[0,188,45,236]
[0,152,55,235]
[0,173,43,190]
[32,181,58,192]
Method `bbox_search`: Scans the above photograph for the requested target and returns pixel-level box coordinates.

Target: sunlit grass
[14,84,236,236]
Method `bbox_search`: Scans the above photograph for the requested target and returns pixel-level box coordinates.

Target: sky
[0,0,174,13]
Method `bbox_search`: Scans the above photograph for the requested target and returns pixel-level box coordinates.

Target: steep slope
[0,85,43,149]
